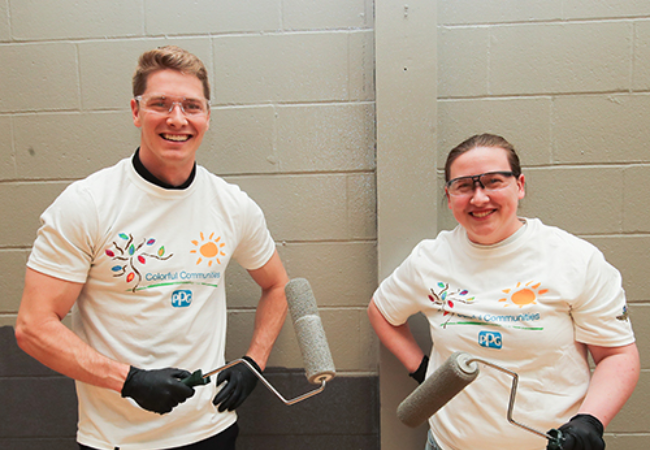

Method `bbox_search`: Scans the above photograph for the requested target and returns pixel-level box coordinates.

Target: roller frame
[182,358,328,406]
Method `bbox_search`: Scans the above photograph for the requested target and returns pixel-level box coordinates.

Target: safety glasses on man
[135,94,210,116]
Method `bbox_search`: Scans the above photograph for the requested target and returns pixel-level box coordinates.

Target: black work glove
[121,366,195,415]
[547,414,605,450]
[212,356,261,412]
[409,355,429,384]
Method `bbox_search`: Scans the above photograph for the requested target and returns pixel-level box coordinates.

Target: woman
[368,134,639,450]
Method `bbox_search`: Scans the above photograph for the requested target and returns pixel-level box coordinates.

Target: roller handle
[180,369,211,387]
[546,428,565,450]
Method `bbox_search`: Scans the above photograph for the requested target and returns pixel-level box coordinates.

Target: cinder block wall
[0,1,378,449]
[436,1,650,449]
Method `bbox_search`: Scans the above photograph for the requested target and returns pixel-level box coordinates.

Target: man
[15,46,289,450]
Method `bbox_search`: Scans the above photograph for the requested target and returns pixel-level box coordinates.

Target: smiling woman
[368,133,639,450]
[443,137,525,246]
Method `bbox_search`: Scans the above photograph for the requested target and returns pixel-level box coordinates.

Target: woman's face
[446,146,525,245]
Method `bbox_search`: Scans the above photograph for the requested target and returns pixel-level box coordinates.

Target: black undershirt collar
[132,148,196,190]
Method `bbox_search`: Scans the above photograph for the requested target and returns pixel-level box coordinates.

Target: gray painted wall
[1,0,649,449]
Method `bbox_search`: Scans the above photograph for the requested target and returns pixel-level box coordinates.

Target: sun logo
[191,232,226,266]
[499,281,548,308]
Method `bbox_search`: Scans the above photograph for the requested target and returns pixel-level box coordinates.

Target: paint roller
[397,351,565,450]
[181,278,336,406]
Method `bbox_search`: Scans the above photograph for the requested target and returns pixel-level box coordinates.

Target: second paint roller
[397,351,565,449]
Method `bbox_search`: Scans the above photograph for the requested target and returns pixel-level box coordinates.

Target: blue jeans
[425,429,442,450]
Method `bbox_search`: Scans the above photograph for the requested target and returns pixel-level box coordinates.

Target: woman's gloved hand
[547,414,605,450]
[409,355,429,384]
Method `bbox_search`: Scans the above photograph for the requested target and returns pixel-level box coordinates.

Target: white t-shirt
[373,218,634,450]
[28,157,276,450]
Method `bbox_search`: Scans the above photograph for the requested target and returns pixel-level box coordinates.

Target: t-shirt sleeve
[373,242,430,326]
[231,193,276,271]
[572,249,635,347]
[27,183,97,284]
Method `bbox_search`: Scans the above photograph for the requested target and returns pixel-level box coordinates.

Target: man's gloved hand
[121,366,195,415]
[409,355,429,384]
[212,356,261,412]
[547,414,605,450]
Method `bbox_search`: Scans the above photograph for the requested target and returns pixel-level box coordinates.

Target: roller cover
[285,278,336,384]
[397,351,479,428]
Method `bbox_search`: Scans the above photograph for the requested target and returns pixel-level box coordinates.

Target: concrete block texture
[564,0,650,19]
[0,116,15,179]
[1,326,56,377]
[0,43,80,113]
[0,182,70,247]
[78,38,213,111]
[347,31,375,102]
[438,0,563,25]
[439,0,650,24]
[145,0,281,35]
[605,434,650,450]
[489,21,631,96]
[608,370,650,433]
[437,26,489,98]
[276,103,376,172]
[0,315,17,328]
[633,20,650,90]
[552,94,650,164]
[522,167,623,235]
[225,243,378,371]
[588,236,650,302]
[199,102,376,176]
[625,304,650,369]
[0,377,78,437]
[13,112,137,180]
[0,438,77,450]
[212,31,373,105]
[10,0,143,40]
[282,0,372,30]
[0,328,77,440]
[623,165,650,233]
[237,372,379,449]
[225,242,377,309]
[0,1,9,41]
[236,373,379,434]
[227,173,376,242]
[0,250,30,314]
[438,98,553,167]
[226,306,377,373]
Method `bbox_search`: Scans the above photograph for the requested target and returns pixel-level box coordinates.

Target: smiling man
[16,46,289,450]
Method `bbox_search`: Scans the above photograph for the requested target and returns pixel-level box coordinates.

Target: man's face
[131,69,210,179]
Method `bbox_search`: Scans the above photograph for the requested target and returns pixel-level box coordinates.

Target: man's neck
[132,148,196,189]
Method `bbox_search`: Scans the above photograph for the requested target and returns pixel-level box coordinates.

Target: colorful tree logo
[429,282,474,328]
[105,233,173,291]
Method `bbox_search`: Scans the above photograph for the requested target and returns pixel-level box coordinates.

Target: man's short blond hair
[132,46,210,100]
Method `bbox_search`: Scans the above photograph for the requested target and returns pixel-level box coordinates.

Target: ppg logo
[172,290,192,308]
[478,331,502,349]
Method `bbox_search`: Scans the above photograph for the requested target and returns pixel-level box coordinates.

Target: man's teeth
[472,211,492,218]
[162,134,190,142]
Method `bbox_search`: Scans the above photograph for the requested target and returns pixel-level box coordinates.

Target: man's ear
[131,98,142,128]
